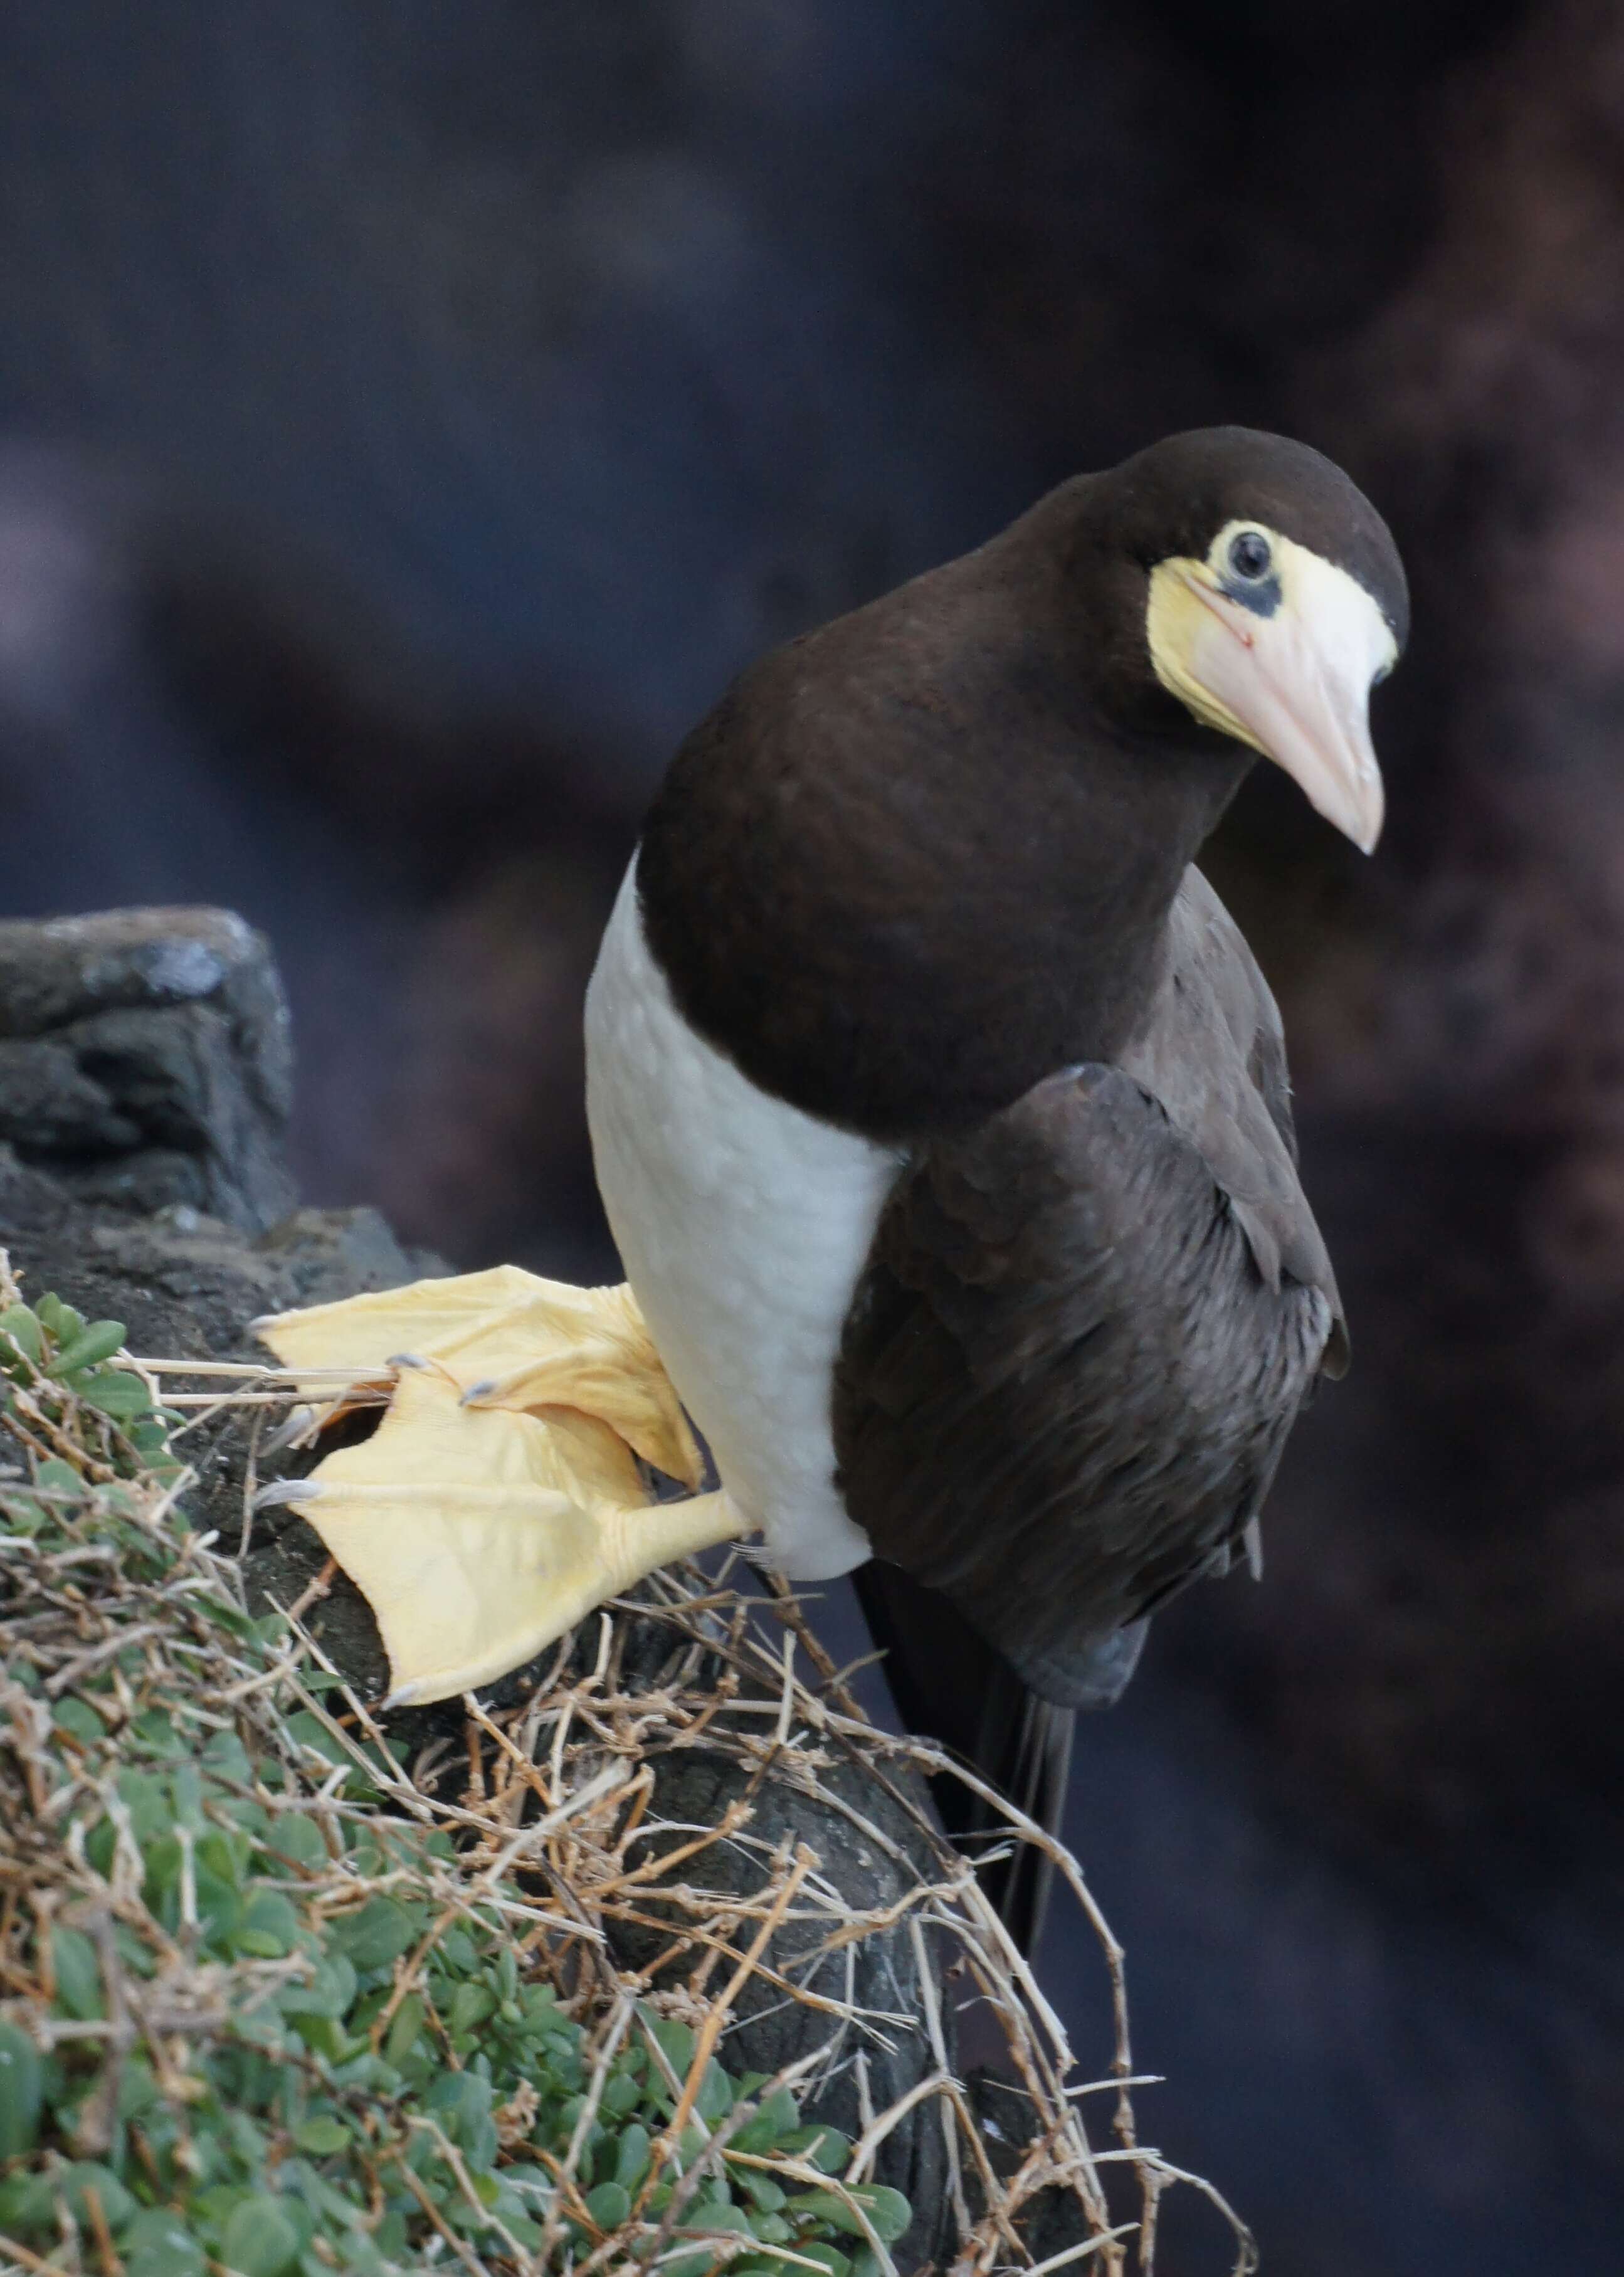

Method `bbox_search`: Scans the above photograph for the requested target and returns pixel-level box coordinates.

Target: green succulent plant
[0,1289,912,2275]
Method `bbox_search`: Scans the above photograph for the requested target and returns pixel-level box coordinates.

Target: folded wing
[832,864,1341,1714]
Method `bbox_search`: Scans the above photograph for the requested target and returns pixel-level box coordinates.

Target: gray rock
[0,1038,137,1149]
[0,907,295,1231]
[630,1733,959,2232]
[256,1203,452,1311]
[0,906,256,1035]
[56,1147,215,1217]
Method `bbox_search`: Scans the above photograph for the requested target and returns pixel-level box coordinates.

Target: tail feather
[852,1561,1077,1953]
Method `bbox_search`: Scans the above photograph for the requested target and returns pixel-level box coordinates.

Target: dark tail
[851,1560,1076,1954]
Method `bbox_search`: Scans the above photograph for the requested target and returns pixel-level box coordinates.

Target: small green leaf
[50,1319,129,1375]
[36,1292,85,1341]
[295,1666,345,1695]
[294,2115,352,2156]
[493,2212,544,2255]
[734,2168,786,2214]
[649,2015,697,2078]
[383,1994,426,2068]
[60,2162,135,2234]
[117,2057,162,2119]
[268,1814,329,1871]
[202,1728,255,1785]
[850,2187,911,2244]
[779,2123,851,2174]
[682,2200,756,2237]
[195,1866,245,1947]
[332,1896,416,1973]
[125,2207,208,2277]
[586,2180,631,2229]
[788,2185,908,2244]
[614,2121,652,2190]
[53,1695,107,1745]
[794,2248,852,2277]
[76,1368,152,1419]
[731,2086,801,2155]
[0,2170,56,2242]
[439,1928,478,1973]
[51,1924,103,2019]
[291,2014,358,2063]
[226,2110,272,2171]
[116,1767,174,1839]
[221,2195,302,2277]
[238,1889,302,1957]
[450,1980,496,2035]
[0,1305,42,1365]
[695,2059,734,2124]
[283,1709,370,1783]
[0,2021,43,2158]
[278,1953,357,2022]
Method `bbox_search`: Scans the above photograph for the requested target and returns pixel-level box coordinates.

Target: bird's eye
[1228,530,1273,581]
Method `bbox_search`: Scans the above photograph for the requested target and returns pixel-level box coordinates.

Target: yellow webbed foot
[252,1270,741,1705]
[253,1266,705,1486]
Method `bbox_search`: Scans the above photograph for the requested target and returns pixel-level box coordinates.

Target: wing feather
[832,867,1339,1708]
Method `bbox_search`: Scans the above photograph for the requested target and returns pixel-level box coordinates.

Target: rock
[0,906,295,1231]
[255,1203,450,1310]
[0,908,442,1553]
[629,1733,959,2227]
[0,1038,138,1149]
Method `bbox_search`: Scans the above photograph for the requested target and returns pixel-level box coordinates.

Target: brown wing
[831,868,1340,1710]
[1120,865,1346,1369]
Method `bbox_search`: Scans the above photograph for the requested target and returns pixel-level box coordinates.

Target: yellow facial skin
[1146,520,1397,853]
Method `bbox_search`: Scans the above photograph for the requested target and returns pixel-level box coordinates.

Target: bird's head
[1089,427,1406,853]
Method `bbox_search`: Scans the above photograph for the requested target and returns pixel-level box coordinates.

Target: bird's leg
[588,1488,747,1610]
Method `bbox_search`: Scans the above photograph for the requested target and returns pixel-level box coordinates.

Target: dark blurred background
[3,3,1622,2268]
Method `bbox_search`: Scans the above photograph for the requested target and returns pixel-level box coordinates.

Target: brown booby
[255,427,1405,1950]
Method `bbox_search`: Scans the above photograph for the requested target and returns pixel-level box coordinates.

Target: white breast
[584,858,900,1578]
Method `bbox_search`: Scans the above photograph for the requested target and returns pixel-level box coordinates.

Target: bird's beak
[1150,543,1395,854]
